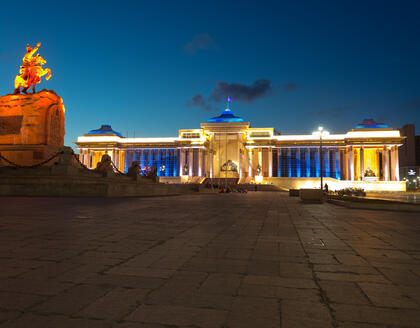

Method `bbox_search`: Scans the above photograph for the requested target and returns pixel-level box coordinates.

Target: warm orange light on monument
[13,42,52,95]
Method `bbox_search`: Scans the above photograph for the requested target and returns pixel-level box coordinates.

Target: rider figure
[13,42,43,94]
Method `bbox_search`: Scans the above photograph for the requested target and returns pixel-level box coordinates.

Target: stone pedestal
[0,90,65,166]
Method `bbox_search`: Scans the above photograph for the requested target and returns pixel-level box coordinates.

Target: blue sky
[1,0,420,146]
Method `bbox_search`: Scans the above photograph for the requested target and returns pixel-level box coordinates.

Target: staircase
[202,178,239,187]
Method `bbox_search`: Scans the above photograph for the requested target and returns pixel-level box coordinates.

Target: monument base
[0,90,65,167]
[0,147,194,197]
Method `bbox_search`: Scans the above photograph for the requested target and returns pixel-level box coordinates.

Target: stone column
[390,146,399,181]
[248,149,253,177]
[179,149,185,176]
[360,147,364,181]
[239,148,243,178]
[348,147,354,181]
[336,149,341,179]
[258,148,262,176]
[209,150,213,178]
[198,149,202,176]
[383,147,389,181]
[114,150,119,170]
[342,149,347,180]
[278,148,282,177]
[268,148,273,177]
[394,146,400,181]
[296,148,300,177]
[288,148,292,177]
[148,149,152,172]
[316,147,320,178]
[325,148,329,178]
[188,149,193,177]
[306,148,310,177]
[119,150,124,172]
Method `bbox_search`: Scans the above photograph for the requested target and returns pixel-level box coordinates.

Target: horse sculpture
[13,42,52,95]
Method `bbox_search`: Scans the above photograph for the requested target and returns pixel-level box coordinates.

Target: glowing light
[313,128,330,138]
[345,130,400,138]
[77,136,180,143]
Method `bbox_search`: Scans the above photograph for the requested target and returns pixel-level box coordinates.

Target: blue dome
[207,108,245,123]
[86,124,123,137]
[354,118,389,129]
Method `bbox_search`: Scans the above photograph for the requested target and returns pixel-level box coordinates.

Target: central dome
[206,108,245,123]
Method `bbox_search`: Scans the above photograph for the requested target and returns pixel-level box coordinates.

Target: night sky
[1,1,420,147]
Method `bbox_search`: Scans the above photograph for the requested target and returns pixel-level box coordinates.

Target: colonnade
[78,145,400,181]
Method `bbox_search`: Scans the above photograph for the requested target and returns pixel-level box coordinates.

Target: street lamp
[312,126,329,190]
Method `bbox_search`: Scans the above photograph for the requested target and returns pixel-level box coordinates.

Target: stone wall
[264,177,406,192]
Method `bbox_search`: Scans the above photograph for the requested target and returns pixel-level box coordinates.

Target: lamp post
[312,126,329,190]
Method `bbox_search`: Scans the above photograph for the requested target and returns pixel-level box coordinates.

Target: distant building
[399,124,420,190]
[75,106,406,191]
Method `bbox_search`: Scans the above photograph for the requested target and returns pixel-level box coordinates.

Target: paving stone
[0,278,72,296]
[377,267,420,286]
[106,266,175,279]
[239,283,321,301]
[281,300,333,327]
[333,303,420,327]
[0,313,110,328]
[314,264,379,275]
[316,272,389,284]
[126,304,227,327]
[79,287,149,320]
[318,280,370,305]
[1,193,420,328]
[33,284,110,315]
[146,286,233,311]
[357,282,418,308]
[308,253,339,264]
[112,323,169,328]
[199,272,242,295]
[0,311,21,323]
[227,296,280,328]
[335,254,369,266]
[84,273,166,289]
[0,291,46,310]
[337,322,385,328]
[279,262,313,278]
[244,275,317,288]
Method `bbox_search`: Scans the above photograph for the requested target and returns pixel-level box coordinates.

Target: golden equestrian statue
[13,42,52,94]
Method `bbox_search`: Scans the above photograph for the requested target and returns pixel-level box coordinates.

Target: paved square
[0,192,419,327]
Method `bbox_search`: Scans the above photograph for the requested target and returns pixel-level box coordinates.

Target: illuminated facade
[75,107,404,187]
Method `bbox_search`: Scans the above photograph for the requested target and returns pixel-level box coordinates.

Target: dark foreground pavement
[0,192,419,328]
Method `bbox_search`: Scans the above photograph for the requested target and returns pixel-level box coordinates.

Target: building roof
[354,118,389,129]
[206,108,245,123]
[85,124,123,137]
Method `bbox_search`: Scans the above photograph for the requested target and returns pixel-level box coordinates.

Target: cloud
[185,94,212,111]
[283,82,297,92]
[210,79,272,103]
[185,34,216,54]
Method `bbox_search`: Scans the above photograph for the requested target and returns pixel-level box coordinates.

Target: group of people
[204,183,248,193]
[218,187,248,193]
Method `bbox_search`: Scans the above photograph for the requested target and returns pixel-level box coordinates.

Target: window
[249,131,271,138]
[181,133,200,139]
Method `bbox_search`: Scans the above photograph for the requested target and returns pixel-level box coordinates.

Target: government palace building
[75,104,405,191]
